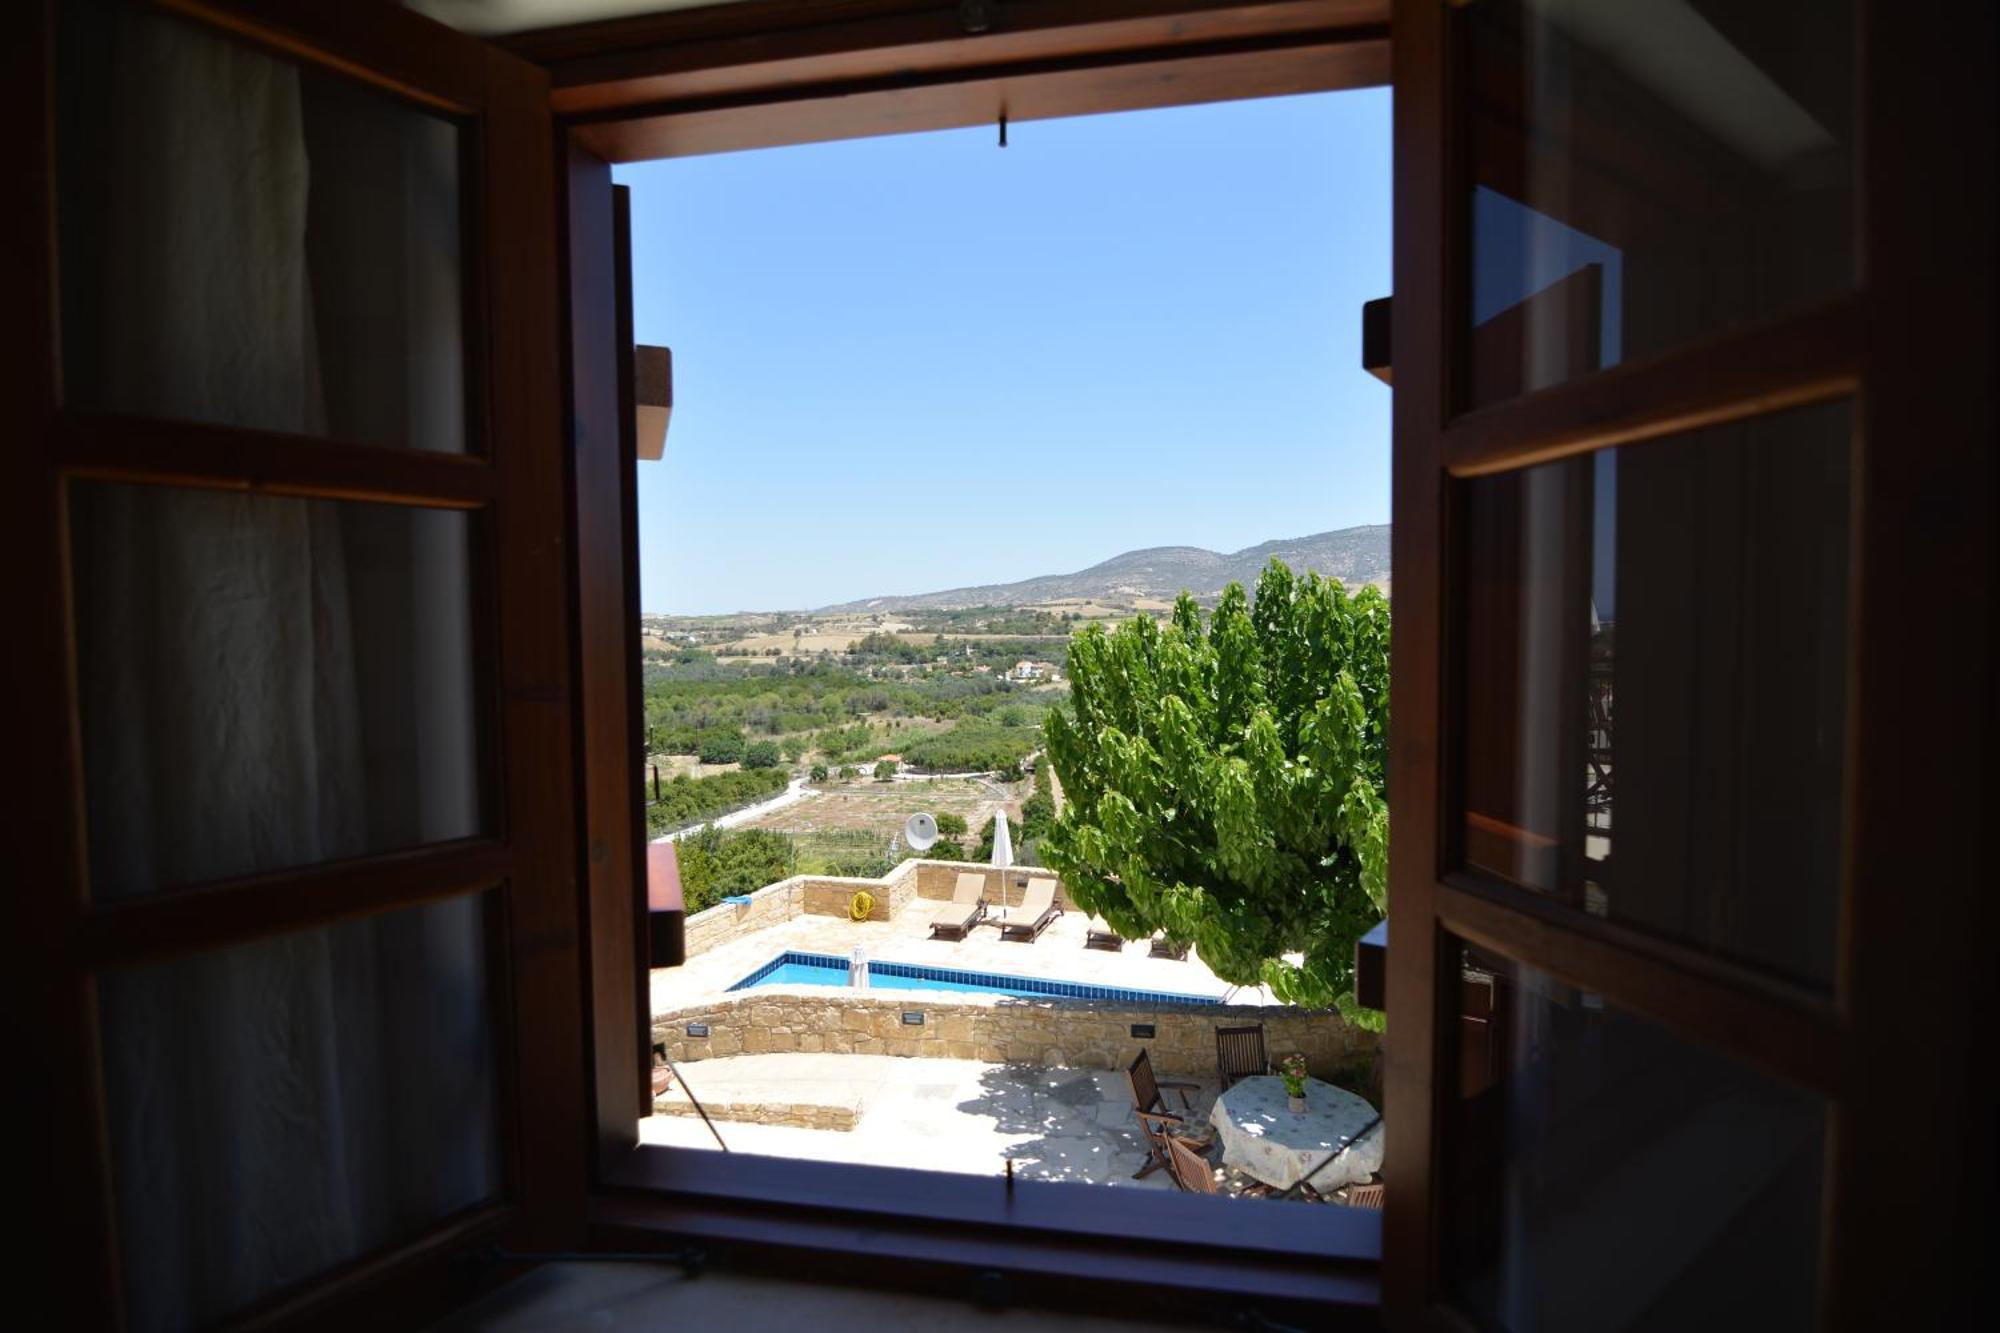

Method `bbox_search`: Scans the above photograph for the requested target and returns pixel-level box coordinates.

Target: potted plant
[1279,1053,1310,1113]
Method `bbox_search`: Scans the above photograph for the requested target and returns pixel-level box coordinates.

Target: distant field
[748,776,1013,835]
[715,630,868,655]
[746,775,1023,871]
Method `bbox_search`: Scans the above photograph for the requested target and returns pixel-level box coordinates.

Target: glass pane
[1466,0,1854,407]
[1459,400,1849,987]
[70,483,487,899]
[1443,939,1825,1331]
[56,0,468,451]
[100,893,500,1331]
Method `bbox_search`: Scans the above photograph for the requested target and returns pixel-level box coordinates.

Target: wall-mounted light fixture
[648,840,686,968]
[635,344,672,460]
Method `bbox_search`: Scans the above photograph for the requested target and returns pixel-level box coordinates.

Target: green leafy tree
[697,728,746,765]
[1041,560,1389,1025]
[873,759,897,781]
[674,825,796,913]
[934,812,968,837]
[780,736,808,762]
[742,740,782,770]
[837,765,858,780]
[809,763,829,783]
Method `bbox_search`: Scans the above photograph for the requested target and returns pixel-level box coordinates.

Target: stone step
[654,1058,866,1131]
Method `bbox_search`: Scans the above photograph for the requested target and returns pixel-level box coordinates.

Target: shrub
[742,740,782,770]
[935,811,968,837]
[697,729,746,765]
[642,766,787,837]
[873,759,897,781]
[809,763,829,782]
[674,825,796,913]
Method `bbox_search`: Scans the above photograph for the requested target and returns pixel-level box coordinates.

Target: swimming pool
[729,951,1221,1006]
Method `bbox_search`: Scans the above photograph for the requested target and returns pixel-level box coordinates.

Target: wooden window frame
[1386,0,1996,1327]
[547,1,1397,1324]
[5,2,589,1328]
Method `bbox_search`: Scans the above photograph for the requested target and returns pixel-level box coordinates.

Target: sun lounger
[1085,915,1125,950]
[929,871,988,940]
[1149,934,1190,960]
[1000,876,1062,942]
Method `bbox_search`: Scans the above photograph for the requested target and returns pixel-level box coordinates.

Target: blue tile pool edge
[727,950,1222,1007]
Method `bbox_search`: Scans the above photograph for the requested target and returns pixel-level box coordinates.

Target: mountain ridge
[816,524,1391,613]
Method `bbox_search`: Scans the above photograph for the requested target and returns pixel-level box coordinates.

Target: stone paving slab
[643,1053,1223,1189]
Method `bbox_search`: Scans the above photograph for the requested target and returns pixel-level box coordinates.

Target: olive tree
[1041,561,1388,1025]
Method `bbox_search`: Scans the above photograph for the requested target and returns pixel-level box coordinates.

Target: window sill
[590,1145,1380,1324]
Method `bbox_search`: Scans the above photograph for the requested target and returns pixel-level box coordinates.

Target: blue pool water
[730,951,1220,1007]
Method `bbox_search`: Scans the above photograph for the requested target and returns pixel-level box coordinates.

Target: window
[10,2,580,1327]
[1389,0,1993,1325]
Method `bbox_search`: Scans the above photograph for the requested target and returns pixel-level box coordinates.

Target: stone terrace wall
[681,858,1073,960]
[654,989,1375,1081]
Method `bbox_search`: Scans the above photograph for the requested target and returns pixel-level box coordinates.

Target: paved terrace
[644,1053,1218,1189]
[653,891,1276,1013]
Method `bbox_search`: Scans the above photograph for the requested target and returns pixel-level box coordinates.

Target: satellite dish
[903,812,939,852]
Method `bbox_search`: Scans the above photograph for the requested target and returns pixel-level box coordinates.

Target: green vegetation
[643,767,789,838]
[809,763,829,782]
[1042,561,1389,1025]
[935,812,968,837]
[900,720,1038,773]
[696,729,746,765]
[873,759,897,781]
[742,740,782,770]
[675,825,796,914]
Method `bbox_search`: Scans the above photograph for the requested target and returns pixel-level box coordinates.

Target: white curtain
[61,4,495,1328]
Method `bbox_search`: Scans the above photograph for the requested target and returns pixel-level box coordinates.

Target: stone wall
[653,989,1375,1081]
[681,858,1073,959]
[681,876,801,958]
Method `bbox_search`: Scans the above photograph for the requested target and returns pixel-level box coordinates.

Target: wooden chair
[928,871,988,940]
[1084,915,1125,950]
[999,876,1062,942]
[1148,934,1190,960]
[1342,1181,1385,1209]
[1214,1023,1270,1091]
[1165,1132,1276,1198]
[1126,1047,1207,1180]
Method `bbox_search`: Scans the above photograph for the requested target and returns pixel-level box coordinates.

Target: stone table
[1208,1075,1384,1193]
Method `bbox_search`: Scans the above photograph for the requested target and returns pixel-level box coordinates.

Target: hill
[817,525,1390,613]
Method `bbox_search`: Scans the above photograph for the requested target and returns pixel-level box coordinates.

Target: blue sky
[617,88,1391,614]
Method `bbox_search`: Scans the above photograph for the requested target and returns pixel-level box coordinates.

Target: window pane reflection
[57,0,468,451]
[1443,939,1825,1331]
[70,483,488,899]
[1467,0,1854,407]
[100,893,501,1331]
[1459,400,1849,987]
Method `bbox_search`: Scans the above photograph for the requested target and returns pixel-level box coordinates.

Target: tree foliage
[742,740,782,770]
[675,825,796,914]
[696,728,746,765]
[1041,561,1388,1025]
[642,766,790,838]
